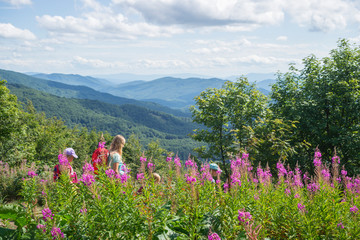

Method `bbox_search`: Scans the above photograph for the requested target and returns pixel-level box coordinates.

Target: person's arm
[113,162,120,175]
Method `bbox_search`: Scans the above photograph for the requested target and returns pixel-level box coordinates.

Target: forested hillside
[6,83,202,159]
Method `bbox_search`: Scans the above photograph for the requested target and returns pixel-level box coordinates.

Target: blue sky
[0,0,359,79]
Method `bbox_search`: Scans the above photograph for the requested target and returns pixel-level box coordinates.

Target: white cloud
[285,0,359,32]
[0,23,36,40]
[112,0,285,27]
[34,0,360,42]
[36,12,184,40]
[72,56,125,69]
[110,0,360,32]
[2,0,32,7]
[277,36,287,41]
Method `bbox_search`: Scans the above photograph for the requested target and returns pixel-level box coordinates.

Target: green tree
[0,80,22,143]
[190,78,268,179]
[224,78,268,151]
[190,87,233,179]
[271,39,360,173]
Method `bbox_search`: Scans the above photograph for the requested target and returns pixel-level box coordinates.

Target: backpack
[92,147,109,175]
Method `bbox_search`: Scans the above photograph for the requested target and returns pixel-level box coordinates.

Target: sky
[0,0,360,79]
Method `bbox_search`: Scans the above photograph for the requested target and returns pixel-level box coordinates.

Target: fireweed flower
[58,154,69,166]
[80,208,87,214]
[147,162,154,170]
[98,141,106,148]
[332,155,340,164]
[294,194,300,198]
[341,170,347,176]
[174,157,181,167]
[307,182,320,192]
[285,188,291,195]
[297,203,306,212]
[231,177,241,187]
[166,156,172,162]
[186,174,196,184]
[277,162,287,177]
[350,205,359,214]
[27,170,37,178]
[83,163,94,174]
[185,159,194,167]
[238,210,252,225]
[137,173,144,180]
[51,227,64,239]
[42,208,54,222]
[223,183,229,192]
[321,169,331,180]
[37,224,46,233]
[336,177,342,183]
[313,150,322,167]
[80,174,95,186]
[254,195,260,200]
[140,156,147,162]
[208,232,221,240]
[120,173,130,183]
[105,169,115,178]
[94,158,102,164]
[303,173,310,181]
[337,222,344,229]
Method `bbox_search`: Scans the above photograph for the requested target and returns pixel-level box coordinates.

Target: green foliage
[271,39,360,173]
[190,78,268,179]
[4,151,360,239]
[0,80,22,145]
[7,83,200,160]
[245,117,311,171]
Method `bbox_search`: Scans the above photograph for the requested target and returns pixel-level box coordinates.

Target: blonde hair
[152,173,161,183]
[109,135,126,155]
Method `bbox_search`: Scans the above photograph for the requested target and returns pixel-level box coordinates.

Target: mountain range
[28,72,274,110]
[0,69,188,117]
[0,68,276,158]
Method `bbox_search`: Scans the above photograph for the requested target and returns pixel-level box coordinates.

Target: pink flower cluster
[208,232,221,240]
[238,210,252,225]
[98,141,106,149]
[58,154,69,166]
[42,208,54,222]
[27,170,37,178]
[185,174,196,184]
[83,163,94,174]
[80,174,95,186]
[51,227,64,239]
[105,169,115,178]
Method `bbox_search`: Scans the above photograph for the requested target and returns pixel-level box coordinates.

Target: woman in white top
[107,135,126,175]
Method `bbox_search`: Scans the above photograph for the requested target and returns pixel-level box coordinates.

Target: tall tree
[190,78,268,179]
[271,39,360,173]
[224,78,268,151]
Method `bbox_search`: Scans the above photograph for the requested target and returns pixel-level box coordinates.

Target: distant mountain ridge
[0,69,189,117]
[31,73,112,90]
[27,71,273,110]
